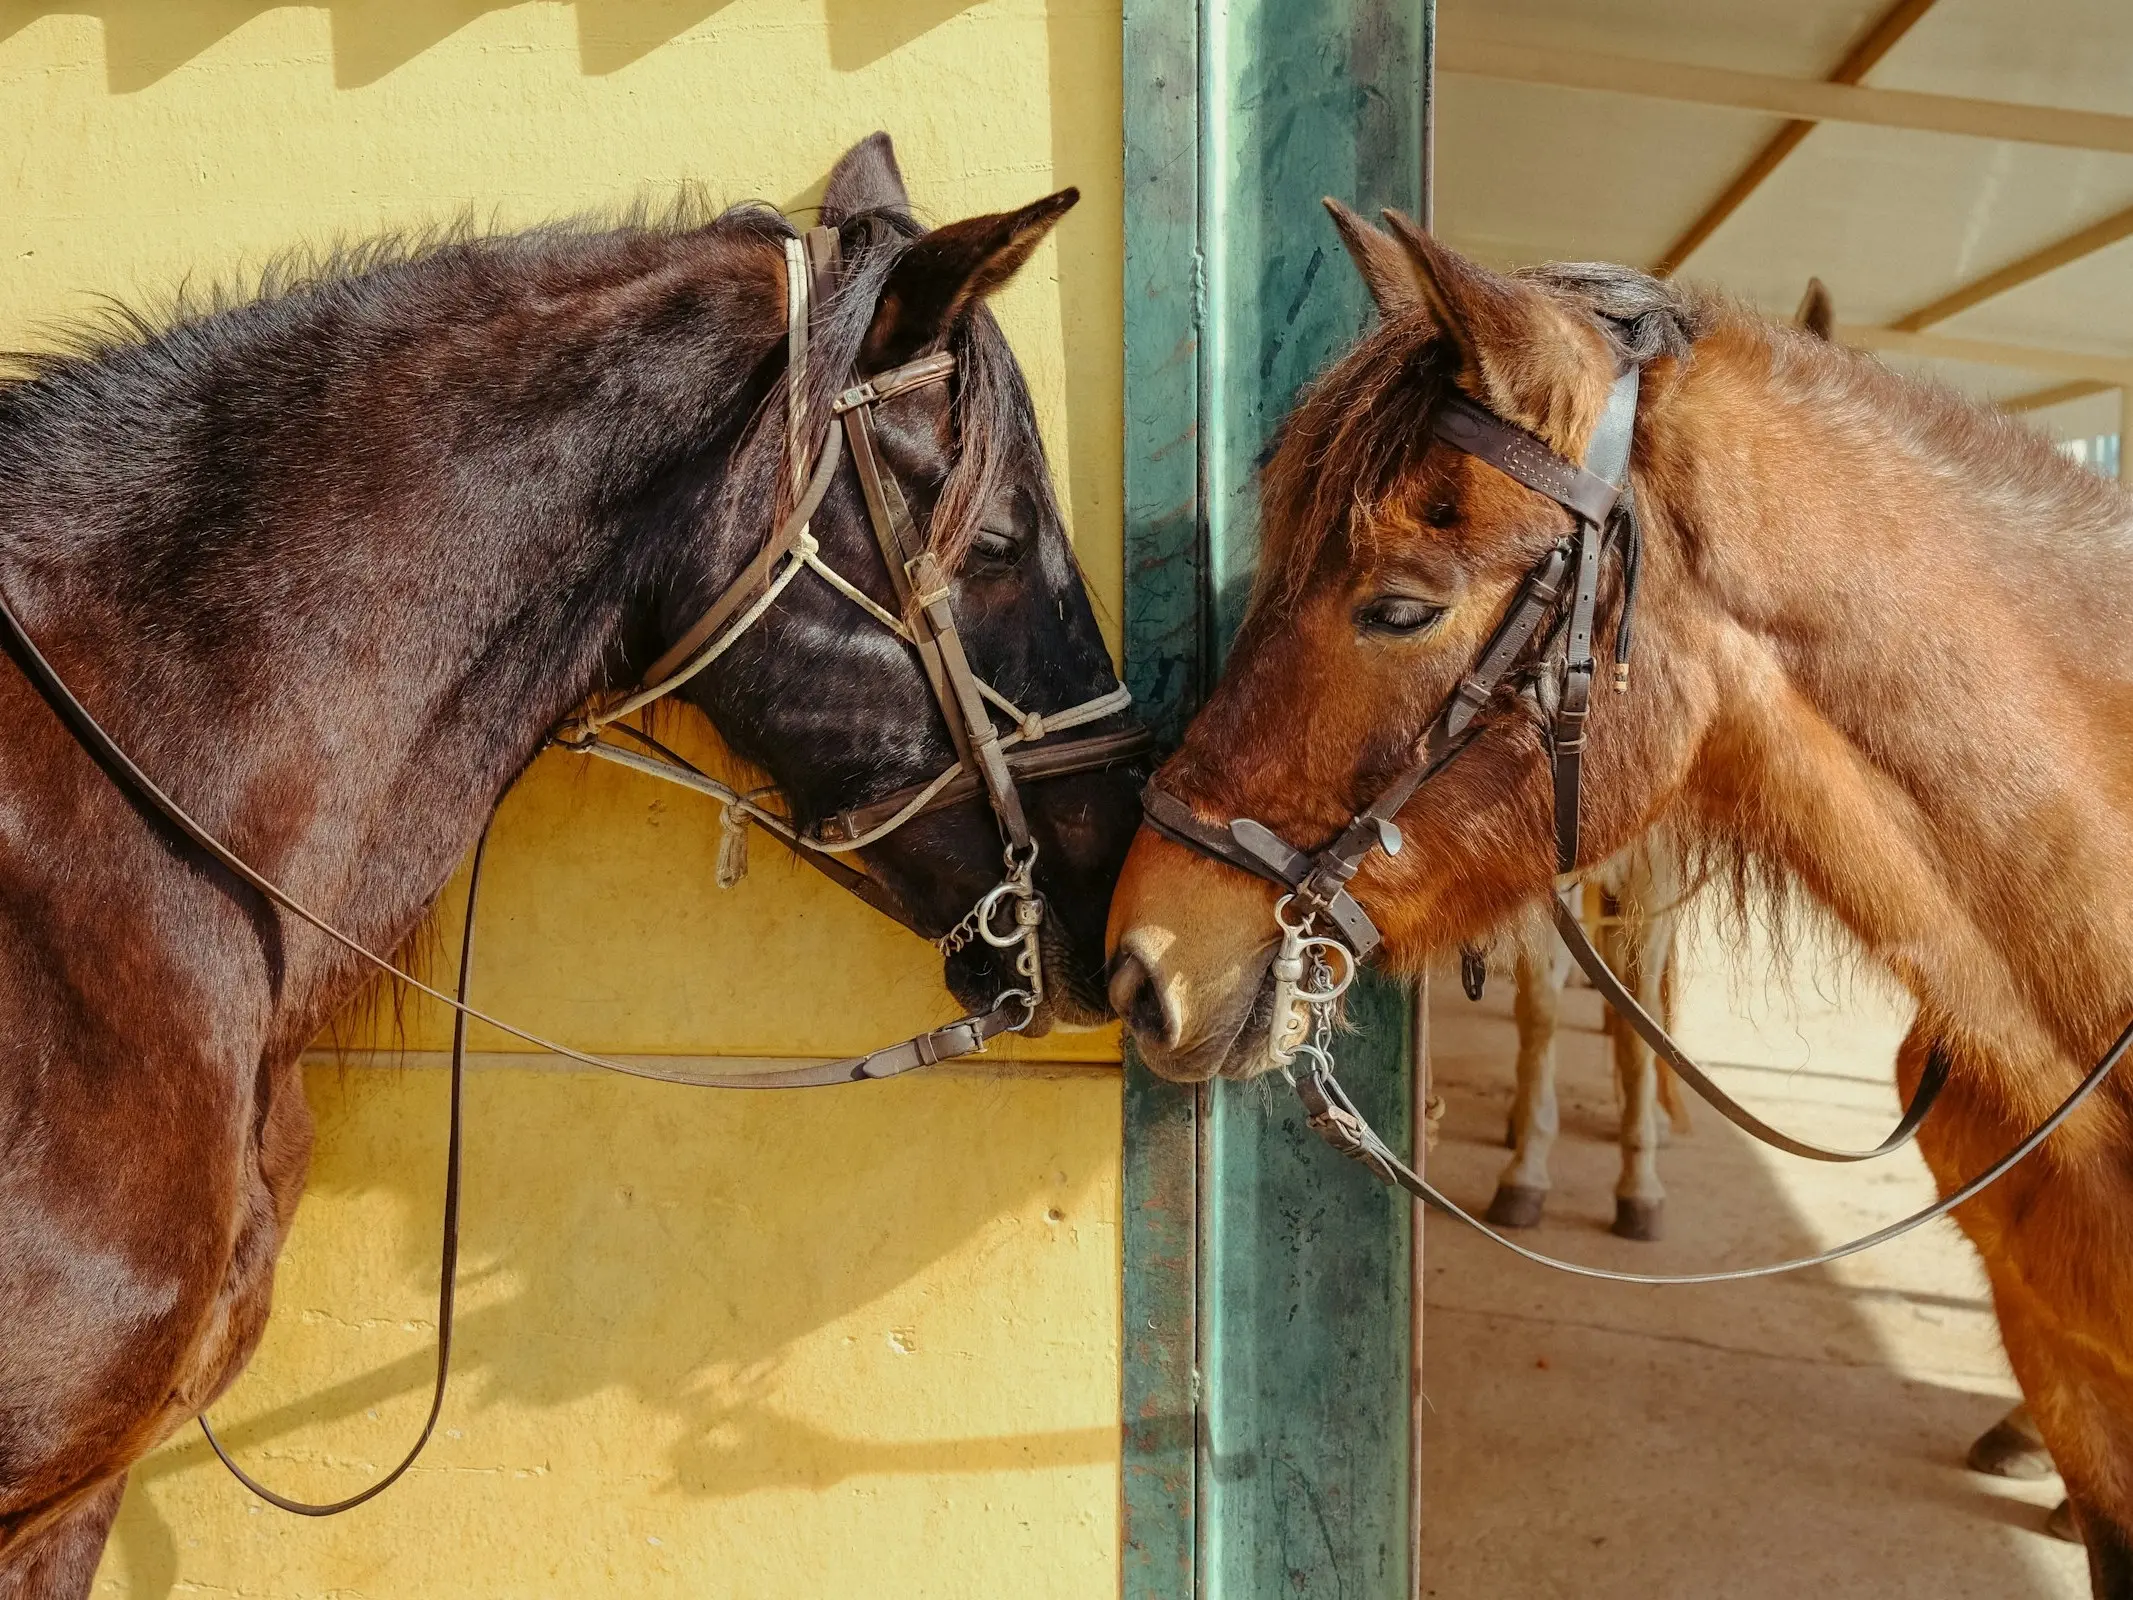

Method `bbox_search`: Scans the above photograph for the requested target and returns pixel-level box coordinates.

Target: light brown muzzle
[1104,824,1290,1081]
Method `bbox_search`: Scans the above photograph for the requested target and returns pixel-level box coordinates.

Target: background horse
[1490,837,1690,1240]
[1107,203,2133,1596]
[0,132,1143,1596]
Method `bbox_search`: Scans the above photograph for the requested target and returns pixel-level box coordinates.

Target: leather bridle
[1140,361,2133,1285]
[557,225,1152,1042]
[0,216,1149,1511]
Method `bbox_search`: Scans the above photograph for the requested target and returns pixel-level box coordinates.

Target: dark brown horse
[0,133,1145,1596]
[1108,204,2133,1595]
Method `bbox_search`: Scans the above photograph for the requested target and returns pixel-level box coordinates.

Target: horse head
[658,135,1146,1031]
[1106,207,1710,1079]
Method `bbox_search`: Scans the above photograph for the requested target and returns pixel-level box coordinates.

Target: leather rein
[1142,363,2133,1285]
[0,219,1147,1511]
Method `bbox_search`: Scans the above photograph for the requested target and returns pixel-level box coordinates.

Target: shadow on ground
[1419,966,2087,1600]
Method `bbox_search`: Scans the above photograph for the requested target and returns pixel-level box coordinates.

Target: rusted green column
[1122,2,1431,1596]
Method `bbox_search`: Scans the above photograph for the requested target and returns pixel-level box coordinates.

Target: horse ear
[1324,197,1420,316]
[1795,277,1835,341]
[861,189,1079,371]
[1381,210,1571,417]
[822,132,912,224]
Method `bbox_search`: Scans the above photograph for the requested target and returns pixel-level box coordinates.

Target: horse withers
[0,132,1146,1595]
[1107,202,2133,1596]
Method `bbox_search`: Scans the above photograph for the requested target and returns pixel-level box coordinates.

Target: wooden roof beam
[1439,40,2133,156]
[1652,0,1938,276]
[1837,324,2133,385]
[1890,203,2133,330]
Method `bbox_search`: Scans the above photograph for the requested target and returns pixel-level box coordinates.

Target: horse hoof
[1486,1185,1547,1228]
[1967,1419,2055,1480]
[1612,1197,1665,1241]
[2047,1499,2081,1544]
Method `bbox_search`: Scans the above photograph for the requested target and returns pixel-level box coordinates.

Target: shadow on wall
[106,1064,1118,1599]
[0,0,992,90]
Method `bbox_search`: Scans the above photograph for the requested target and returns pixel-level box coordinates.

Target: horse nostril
[1108,949,1179,1050]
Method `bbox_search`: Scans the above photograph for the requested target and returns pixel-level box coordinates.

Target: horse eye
[972,524,1023,564]
[1356,596,1444,636]
[1426,500,1459,528]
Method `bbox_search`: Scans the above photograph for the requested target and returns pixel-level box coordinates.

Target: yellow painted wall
[0,4,1125,1594]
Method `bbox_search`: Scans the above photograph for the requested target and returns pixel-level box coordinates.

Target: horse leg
[1606,858,1670,1241]
[1489,928,1560,1228]
[1648,841,1692,1142]
[1970,1400,2057,1480]
[0,1478,125,1600]
[1907,1028,2133,1590]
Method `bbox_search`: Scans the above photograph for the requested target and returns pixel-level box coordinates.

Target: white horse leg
[1646,838,1692,1144]
[1610,852,1670,1241]
[1489,922,1561,1229]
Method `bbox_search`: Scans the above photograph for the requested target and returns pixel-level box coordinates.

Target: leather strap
[1289,1014,2130,1286]
[637,424,844,691]
[589,1002,1024,1089]
[843,394,1032,851]
[835,352,957,411]
[1547,895,1949,1162]
[824,725,1156,843]
[199,821,493,1513]
[1552,515,1603,874]
[1433,395,1621,525]
[842,394,978,775]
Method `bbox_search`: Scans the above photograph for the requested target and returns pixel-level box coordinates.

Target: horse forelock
[1254,261,1711,615]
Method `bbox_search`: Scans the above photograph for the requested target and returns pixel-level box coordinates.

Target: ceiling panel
[1439,0,1891,77]
[1943,237,2133,357]
[1436,76,1784,269]
[1869,0,2133,115]
[1687,122,2133,322]
[1436,0,2133,424]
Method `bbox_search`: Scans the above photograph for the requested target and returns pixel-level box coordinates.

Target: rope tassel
[715,803,750,889]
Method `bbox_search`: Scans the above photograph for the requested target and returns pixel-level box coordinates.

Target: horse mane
[0,189,1034,575]
[1755,310,2131,562]
[0,189,781,381]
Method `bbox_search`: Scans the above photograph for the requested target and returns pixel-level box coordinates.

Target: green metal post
[1122,2,1431,1596]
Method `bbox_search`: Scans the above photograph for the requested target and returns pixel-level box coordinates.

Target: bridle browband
[1142,362,2133,1286]
[0,215,1148,1512]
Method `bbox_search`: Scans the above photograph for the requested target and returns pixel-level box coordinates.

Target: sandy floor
[1418,968,2091,1600]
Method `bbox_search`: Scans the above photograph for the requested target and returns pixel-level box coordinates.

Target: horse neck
[9,227,787,1032]
[1647,322,2133,1072]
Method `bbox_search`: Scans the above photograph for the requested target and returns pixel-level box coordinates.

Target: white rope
[994,681,1135,746]
[801,549,912,638]
[580,542,813,732]
[579,736,966,855]
[784,236,810,504]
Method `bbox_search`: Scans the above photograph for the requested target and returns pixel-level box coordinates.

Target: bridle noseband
[1139,362,2133,1287]
[556,225,1151,1045]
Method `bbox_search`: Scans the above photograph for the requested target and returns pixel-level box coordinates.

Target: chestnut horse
[0,133,1145,1596]
[1108,204,2133,1594]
